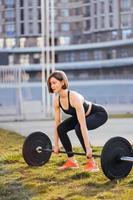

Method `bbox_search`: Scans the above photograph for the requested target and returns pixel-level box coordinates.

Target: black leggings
[57,104,108,157]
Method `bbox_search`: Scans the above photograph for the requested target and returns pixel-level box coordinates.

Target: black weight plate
[101,137,133,180]
[22,132,52,166]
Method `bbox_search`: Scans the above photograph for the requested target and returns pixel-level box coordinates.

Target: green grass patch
[109,113,133,118]
[0,128,133,200]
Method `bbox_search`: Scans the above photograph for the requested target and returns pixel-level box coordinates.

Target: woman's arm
[71,93,92,157]
[53,95,62,148]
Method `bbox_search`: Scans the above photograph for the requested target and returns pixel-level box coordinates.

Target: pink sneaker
[58,160,79,171]
[84,158,99,172]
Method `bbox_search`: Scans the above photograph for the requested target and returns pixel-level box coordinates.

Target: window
[85,20,91,30]
[109,0,114,13]
[109,15,114,27]
[20,0,24,7]
[20,9,24,21]
[37,8,41,20]
[28,8,33,20]
[120,0,130,11]
[65,52,75,62]
[80,51,88,61]
[94,50,103,60]
[61,23,70,31]
[38,0,41,6]
[121,14,131,27]
[0,25,2,33]
[61,9,69,17]
[5,10,15,21]
[20,54,29,64]
[38,22,41,34]
[5,24,15,36]
[28,0,32,7]
[37,37,43,47]
[101,16,105,28]
[9,55,14,65]
[94,3,97,15]
[20,23,24,34]
[94,17,98,29]
[122,29,132,39]
[59,36,70,45]
[0,39,4,48]
[6,38,16,48]
[29,23,33,34]
[84,6,91,17]
[100,1,105,13]
[20,37,26,47]
[5,0,14,7]
[75,7,81,15]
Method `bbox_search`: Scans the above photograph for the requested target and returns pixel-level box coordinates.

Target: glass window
[20,37,26,47]
[9,55,14,65]
[0,38,4,48]
[101,16,105,28]
[20,9,24,21]
[122,29,132,39]
[20,54,29,64]
[5,10,15,20]
[94,50,103,60]
[20,0,24,7]
[20,23,24,34]
[5,0,14,7]
[6,38,16,48]
[37,37,43,47]
[37,8,41,20]
[109,0,114,13]
[100,1,105,13]
[0,25,2,33]
[85,20,91,30]
[61,23,70,31]
[38,22,41,34]
[109,15,114,27]
[121,14,131,27]
[5,24,15,36]
[28,0,32,7]
[61,9,69,17]
[120,0,130,11]
[65,52,75,62]
[84,6,91,17]
[94,3,97,15]
[28,8,33,20]
[29,23,33,34]
[80,51,88,61]
[59,36,70,45]
[38,0,41,7]
[94,17,98,29]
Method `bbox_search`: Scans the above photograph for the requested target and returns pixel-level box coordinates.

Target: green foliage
[0,128,133,200]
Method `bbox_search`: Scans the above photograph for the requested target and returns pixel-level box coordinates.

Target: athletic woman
[47,70,108,171]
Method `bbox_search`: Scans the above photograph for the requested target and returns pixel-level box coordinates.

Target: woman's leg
[75,106,108,151]
[57,116,77,157]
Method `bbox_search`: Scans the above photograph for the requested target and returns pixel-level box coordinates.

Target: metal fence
[0,65,53,121]
[0,66,133,121]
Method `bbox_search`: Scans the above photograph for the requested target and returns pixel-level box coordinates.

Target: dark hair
[47,70,68,93]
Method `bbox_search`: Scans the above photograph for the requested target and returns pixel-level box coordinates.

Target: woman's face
[50,77,64,93]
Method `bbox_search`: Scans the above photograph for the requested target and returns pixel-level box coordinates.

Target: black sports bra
[59,90,89,116]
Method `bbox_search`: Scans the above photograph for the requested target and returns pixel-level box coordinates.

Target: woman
[47,70,108,171]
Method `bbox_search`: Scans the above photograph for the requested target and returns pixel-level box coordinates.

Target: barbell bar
[22,131,133,180]
[35,146,101,158]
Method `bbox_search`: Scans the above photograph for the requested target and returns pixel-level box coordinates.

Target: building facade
[0,0,133,80]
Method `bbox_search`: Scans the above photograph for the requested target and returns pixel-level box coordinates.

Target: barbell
[22,131,133,180]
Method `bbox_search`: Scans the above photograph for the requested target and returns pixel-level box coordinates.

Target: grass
[0,128,133,200]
